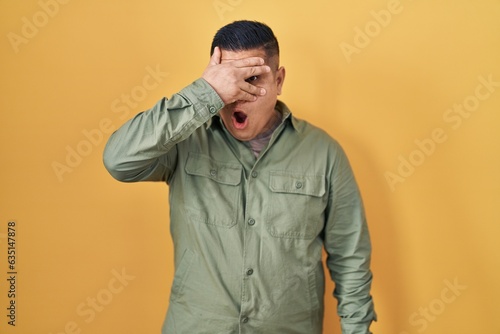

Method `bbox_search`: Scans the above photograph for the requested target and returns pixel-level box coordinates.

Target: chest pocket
[184,152,242,228]
[266,171,326,239]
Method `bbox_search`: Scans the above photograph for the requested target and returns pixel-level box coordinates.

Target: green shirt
[103,78,376,334]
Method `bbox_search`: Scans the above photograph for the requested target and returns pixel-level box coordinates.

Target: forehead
[220,48,268,63]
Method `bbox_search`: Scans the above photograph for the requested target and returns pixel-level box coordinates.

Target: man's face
[218,48,285,141]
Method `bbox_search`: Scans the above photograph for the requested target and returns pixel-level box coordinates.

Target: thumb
[209,46,221,66]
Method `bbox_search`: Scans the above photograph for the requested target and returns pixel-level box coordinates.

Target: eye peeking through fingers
[245,76,258,84]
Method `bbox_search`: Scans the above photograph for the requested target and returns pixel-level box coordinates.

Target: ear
[276,66,286,95]
[209,46,222,65]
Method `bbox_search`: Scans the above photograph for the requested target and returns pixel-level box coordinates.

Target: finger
[233,56,266,68]
[209,46,221,66]
[237,91,259,102]
[240,82,267,97]
[243,64,271,78]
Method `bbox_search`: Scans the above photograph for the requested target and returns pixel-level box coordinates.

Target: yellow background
[1,0,499,333]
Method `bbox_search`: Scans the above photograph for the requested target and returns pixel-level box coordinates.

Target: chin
[230,130,254,142]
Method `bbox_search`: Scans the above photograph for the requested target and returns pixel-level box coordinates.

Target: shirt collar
[275,100,300,132]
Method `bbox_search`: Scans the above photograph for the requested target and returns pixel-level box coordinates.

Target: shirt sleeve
[323,143,377,334]
[103,78,224,182]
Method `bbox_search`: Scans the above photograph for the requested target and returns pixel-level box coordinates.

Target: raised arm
[103,47,270,182]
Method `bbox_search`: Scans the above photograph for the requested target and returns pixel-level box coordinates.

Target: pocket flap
[185,152,242,186]
[269,171,326,197]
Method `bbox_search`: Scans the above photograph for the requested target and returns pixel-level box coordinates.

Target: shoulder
[289,114,344,153]
[278,101,338,143]
[278,101,351,166]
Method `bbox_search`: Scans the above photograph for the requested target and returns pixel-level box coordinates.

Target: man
[104,20,376,334]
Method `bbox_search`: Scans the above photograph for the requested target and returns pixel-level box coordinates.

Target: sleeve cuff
[178,78,225,121]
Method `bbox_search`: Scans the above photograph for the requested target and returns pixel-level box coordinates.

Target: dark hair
[210,20,279,58]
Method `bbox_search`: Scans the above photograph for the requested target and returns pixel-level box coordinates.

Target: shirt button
[242,317,249,323]
[246,268,254,276]
[295,181,303,189]
[210,169,217,177]
[209,106,217,114]
[248,218,255,226]
[251,171,258,178]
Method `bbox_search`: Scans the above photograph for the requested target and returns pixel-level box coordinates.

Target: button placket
[241,166,261,326]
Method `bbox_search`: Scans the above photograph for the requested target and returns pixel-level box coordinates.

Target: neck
[248,110,282,157]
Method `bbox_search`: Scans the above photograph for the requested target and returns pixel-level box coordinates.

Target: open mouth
[234,111,247,123]
[232,111,248,129]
